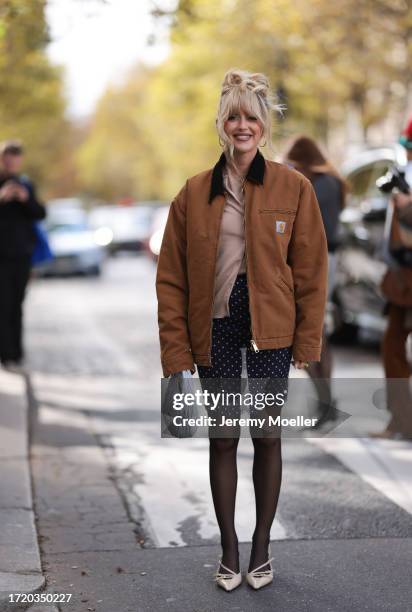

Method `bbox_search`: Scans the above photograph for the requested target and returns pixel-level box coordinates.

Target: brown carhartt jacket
[156,150,328,377]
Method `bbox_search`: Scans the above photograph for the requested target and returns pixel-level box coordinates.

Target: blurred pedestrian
[284,135,347,428]
[156,69,328,591]
[370,118,412,439]
[0,140,46,370]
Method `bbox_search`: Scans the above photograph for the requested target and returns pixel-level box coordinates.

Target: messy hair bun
[216,68,284,159]
[222,70,270,98]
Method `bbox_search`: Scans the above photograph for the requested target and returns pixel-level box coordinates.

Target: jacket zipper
[243,185,259,353]
[208,199,226,363]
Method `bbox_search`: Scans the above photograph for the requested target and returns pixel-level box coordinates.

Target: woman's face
[223,108,264,155]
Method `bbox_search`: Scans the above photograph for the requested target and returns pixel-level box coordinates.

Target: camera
[376,165,410,195]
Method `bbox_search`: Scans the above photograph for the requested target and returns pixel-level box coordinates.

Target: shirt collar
[208,148,266,203]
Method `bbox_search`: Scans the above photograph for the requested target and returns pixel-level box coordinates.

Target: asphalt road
[25,254,412,554]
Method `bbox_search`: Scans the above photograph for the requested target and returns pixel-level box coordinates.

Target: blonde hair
[216,68,284,159]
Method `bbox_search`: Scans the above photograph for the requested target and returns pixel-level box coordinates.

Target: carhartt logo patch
[276,221,286,234]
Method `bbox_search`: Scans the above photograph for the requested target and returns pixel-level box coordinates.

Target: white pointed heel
[246,543,274,590]
[213,557,242,592]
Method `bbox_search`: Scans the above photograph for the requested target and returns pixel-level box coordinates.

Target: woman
[156,69,328,591]
[284,136,346,428]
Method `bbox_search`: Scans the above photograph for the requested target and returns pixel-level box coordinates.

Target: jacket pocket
[258,209,295,239]
[259,208,296,215]
[257,276,296,339]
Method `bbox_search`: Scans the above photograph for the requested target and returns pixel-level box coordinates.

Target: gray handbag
[161,371,199,438]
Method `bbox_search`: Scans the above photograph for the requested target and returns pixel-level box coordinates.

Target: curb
[0,369,45,611]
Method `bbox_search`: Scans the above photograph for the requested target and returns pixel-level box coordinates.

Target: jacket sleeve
[288,177,329,362]
[156,181,195,377]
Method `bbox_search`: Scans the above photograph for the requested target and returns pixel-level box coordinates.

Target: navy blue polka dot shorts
[197,274,292,436]
[197,274,292,380]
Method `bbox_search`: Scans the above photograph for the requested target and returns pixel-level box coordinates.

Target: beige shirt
[212,161,247,318]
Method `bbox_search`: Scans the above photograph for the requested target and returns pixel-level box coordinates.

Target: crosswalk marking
[308,437,412,516]
[110,434,286,548]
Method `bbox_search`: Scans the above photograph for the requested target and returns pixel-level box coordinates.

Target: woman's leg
[306,329,338,428]
[248,435,282,572]
[307,328,333,404]
[246,345,292,572]
[207,436,241,572]
[308,251,336,415]
[197,281,244,574]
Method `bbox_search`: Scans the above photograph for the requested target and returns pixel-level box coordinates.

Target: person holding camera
[0,140,46,370]
[371,118,412,439]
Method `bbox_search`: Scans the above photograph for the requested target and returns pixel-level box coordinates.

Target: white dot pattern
[198,274,292,380]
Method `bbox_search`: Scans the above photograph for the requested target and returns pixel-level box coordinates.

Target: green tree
[77,0,412,200]
[0,0,68,196]
[76,65,165,201]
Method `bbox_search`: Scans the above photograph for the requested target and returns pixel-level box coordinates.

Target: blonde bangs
[220,87,266,126]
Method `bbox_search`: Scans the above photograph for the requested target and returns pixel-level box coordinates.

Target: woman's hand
[292,359,309,369]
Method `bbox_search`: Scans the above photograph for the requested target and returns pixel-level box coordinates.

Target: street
[25,254,412,611]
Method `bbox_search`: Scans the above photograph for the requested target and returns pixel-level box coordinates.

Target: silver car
[88,204,163,255]
[36,208,105,277]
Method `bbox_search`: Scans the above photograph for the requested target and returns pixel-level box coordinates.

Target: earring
[219,137,225,147]
[259,139,267,147]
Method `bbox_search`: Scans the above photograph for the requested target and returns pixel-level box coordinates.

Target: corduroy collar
[208,149,266,203]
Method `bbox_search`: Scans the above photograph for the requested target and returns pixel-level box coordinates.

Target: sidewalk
[0,369,45,611]
[18,536,412,611]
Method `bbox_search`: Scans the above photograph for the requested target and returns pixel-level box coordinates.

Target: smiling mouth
[234,134,252,141]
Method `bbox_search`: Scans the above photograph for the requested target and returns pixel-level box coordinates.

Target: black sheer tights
[209,437,240,573]
[209,436,282,574]
[249,436,282,572]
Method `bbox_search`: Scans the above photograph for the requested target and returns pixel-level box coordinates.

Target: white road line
[308,437,412,516]
[111,433,287,548]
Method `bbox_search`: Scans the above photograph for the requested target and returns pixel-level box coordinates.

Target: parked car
[47,197,84,211]
[36,208,106,277]
[88,203,164,255]
[330,143,408,343]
